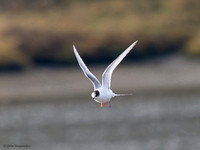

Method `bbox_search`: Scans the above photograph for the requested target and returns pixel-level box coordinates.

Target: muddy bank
[0,55,199,103]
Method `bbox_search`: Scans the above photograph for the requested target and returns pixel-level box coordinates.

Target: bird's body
[92,88,115,103]
[73,41,138,107]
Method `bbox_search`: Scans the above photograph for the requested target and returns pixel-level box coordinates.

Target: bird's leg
[101,103,104,108]
[108,101,111,108]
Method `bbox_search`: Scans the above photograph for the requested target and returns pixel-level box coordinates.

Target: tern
[73,40,138,108]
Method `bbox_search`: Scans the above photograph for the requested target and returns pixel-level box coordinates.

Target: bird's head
[91,90,100,99]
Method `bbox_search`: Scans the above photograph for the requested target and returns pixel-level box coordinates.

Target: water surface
[0,94,200,150]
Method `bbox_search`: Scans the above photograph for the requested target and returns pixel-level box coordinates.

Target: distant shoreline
[0,56,199,104]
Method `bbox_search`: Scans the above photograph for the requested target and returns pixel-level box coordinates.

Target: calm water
[0,94,200,150]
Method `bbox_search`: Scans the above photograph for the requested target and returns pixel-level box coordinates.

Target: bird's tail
[115,93,132,97]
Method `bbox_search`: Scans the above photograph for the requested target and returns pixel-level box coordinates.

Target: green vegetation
[0,0,199,69]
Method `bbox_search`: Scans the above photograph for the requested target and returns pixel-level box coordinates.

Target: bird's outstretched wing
[102,41,138,89]
[73,45,101,90]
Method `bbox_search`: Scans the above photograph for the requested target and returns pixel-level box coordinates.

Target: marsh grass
[0,0,199,69]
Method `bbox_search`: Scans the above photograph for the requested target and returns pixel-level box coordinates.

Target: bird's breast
[93,89,115,103]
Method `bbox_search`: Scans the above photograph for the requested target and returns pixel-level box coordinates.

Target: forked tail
[115,93,132,97]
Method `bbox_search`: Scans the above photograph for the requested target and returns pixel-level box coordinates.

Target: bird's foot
[101,103,104,108]
[109,101,111,108]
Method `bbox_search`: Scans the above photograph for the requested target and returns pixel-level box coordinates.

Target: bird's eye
[91,90,100,98]
[95,90,100,97]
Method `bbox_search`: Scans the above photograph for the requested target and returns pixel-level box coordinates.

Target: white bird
[73,40,138,108]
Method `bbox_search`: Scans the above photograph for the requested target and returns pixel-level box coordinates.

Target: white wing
[73,45,101,90]
[102,41,138,89]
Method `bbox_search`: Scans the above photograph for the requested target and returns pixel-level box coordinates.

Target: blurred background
[0,0,200,150]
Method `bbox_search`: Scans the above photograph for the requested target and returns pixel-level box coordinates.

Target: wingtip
[133,40,138,45]
[73,45,77,52]
[129,40,138,49]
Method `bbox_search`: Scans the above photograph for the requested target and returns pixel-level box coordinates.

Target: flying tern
[73,40,138,108]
